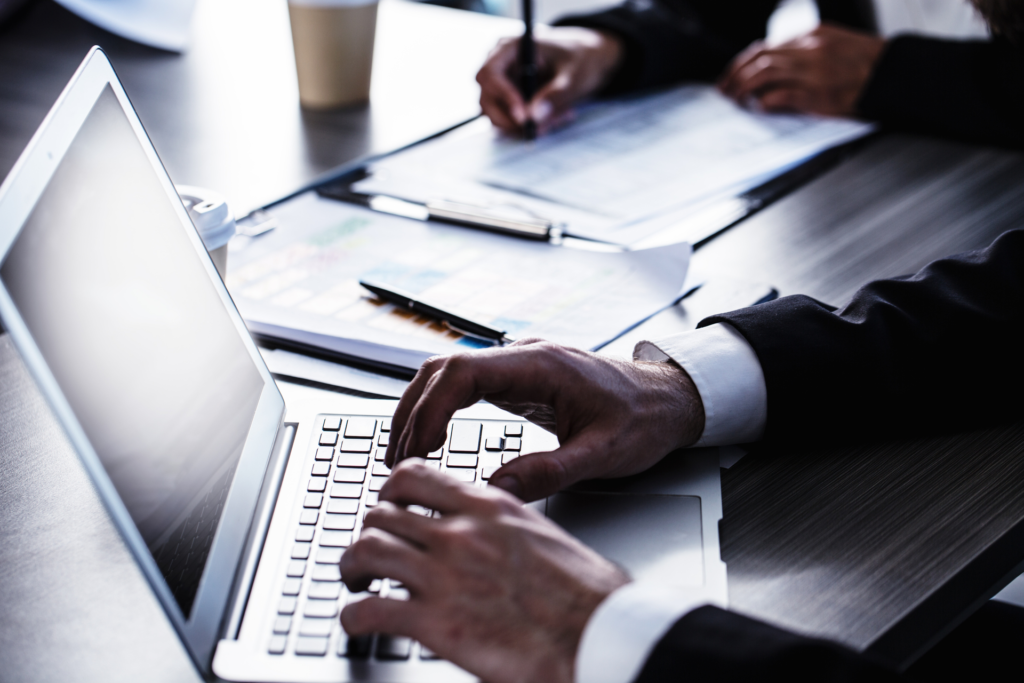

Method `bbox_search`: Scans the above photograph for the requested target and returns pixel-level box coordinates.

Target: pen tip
[523,119,537,141]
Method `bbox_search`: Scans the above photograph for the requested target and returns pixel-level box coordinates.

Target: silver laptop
[0,48,727,682]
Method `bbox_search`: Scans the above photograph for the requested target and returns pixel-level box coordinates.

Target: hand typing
[384,338,705,502]
[340,461,630,683]
[476,27,624,136]
[719,25,886,117]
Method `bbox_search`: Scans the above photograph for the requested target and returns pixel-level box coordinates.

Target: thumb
[527,70,575,128]
[488,438,599,502]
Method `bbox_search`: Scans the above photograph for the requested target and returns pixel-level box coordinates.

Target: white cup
[288,0,379,109]
[177,185,236,279]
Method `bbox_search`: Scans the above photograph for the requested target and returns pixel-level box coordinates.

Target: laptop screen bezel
[0,47,285,675]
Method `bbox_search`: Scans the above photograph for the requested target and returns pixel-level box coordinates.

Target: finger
[488,434,606,502]
[395,345,560,462]
[480,91,521,134]
[476,41,528,127]
[386,356,444,467]
[757,87,814,113]
[719,40,767,94]
[341,595,423,638]
[361,500,438,548]
[340,526,427,593]
[379,460,494,516]
[729,56,805,103]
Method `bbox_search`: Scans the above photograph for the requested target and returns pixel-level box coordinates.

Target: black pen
[359,280,514,345]
[519,0,537,140]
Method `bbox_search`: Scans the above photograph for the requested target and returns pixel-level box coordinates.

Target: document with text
[227,194,690,372]
[354,85,874,245]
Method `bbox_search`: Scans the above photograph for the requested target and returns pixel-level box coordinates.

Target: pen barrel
[519,0,536,102]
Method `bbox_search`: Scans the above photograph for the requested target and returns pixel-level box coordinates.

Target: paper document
[354,85,874,245]
[227,193,690,372]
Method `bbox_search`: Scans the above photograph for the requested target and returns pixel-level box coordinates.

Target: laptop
[0,48,727,682]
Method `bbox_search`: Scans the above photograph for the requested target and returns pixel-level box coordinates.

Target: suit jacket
[631,230,1024,680]
[556,0,1024,148]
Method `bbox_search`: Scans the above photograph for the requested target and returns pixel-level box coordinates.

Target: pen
[359,280,514,345]
[519,0,537,140]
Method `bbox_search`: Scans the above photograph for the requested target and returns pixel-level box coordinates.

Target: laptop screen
[0,85,265,619]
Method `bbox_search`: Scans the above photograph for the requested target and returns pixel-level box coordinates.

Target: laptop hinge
[221,422,296,640]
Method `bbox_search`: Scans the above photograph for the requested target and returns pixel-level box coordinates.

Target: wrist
[635,359,706,450]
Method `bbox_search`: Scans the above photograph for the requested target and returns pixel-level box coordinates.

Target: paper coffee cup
[177,185,236,280]
[288,0,379,109]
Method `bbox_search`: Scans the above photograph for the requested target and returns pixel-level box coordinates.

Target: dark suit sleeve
[635,605,901,682]
[701,229,1024,444]
[858,36,1024,148]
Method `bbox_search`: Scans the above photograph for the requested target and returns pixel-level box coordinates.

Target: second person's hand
[384,339,705,502]
[476,26,624,136]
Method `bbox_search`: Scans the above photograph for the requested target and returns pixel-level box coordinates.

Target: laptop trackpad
[545,492,704,586]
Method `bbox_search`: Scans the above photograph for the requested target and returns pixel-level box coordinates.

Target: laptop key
[268,635,287,655]
[282,578,302,596]
[504,437,522,451]
[426,448,443,460]
[312,564,341,582]
[304,493,323,508]
[365,492,380,507]
[308,478,327,492]
[311,461,330,477]
[504,423,523,437]
[420,645,441,660]
[294,636,329,656]
[278,597,297,615]
[333,468,366,484]
[377,635,412,660]
[286,560,306,578]
[307,581,342,600]
[371,462,391,476]
[337,453,369,468]
[304,600,338,618]
[295,526,315,542]
[345,418,376,438]
[447,453,478,468]
[291,543,311,560]
[369,476,388,492]
[316,547,344,564]
[299,510,319,525]
[330,483,363,498]
[501,452,518,465]
[340,439,373,453]
[324,513,357,531]
[446,469,476,483]
[322,416,342,431]
[273,616,292,634]
[315,447,334,461]
[375,447,387,461]
[319,433,339,447]
[299,618,334,638]
[484,437,504,451]
[327,498,358,514]
[380,418,392,432]
[481,466,499,481]
[449,422,482,453]
[319,530,353,547]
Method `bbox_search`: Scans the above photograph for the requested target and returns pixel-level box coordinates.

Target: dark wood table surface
[3,0,1024,680]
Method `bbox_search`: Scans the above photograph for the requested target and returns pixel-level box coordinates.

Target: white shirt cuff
[634,322,767,446]
[575,581,723,683]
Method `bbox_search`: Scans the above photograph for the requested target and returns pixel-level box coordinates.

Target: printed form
[354,85,874,245]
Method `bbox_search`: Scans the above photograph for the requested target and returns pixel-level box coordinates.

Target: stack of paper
[227,193,690,372]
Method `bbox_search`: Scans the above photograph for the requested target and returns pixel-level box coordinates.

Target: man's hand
[719,25,885,117]
[340,462,630,683]
[385,339,705,502]
[476,27,624,136]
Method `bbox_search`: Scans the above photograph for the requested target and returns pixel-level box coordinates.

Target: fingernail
[490,476,523,500]
[530,100,552,123]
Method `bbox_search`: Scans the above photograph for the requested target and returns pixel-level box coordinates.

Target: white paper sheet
[354,85,875,245]
[227,193,690,371]
[259,347,411,398]
[55,0,197,52]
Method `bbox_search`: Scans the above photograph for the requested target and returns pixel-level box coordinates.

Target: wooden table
[4,0,1024,679]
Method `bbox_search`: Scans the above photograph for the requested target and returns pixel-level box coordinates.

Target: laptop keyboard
[266,414,526,660]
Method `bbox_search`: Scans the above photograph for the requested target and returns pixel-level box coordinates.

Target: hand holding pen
[475,26,624,137]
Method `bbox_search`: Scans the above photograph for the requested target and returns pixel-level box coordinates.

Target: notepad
[353,85,875,245]
[227,193,690,372]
